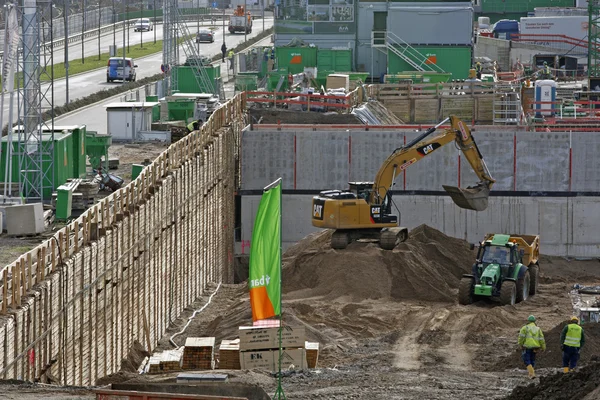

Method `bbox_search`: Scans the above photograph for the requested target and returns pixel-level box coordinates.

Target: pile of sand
[282,225,474,303]
[503,360,600,400]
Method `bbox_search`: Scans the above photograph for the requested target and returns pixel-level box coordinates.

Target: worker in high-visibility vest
[561,316,585,373]
[518,315,546,379]
[475,62,482,79]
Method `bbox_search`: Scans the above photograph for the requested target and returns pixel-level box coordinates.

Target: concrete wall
[239,127,600,257]
[241,128,597,192]
[0,99,242,384]
[239,194,600,257]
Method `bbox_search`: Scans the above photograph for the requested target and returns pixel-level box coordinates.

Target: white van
[106,57,138,82]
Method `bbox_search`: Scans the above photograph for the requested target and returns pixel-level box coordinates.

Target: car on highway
[134,18,153,32]
[196,29,215,43]
[106,57,138,82]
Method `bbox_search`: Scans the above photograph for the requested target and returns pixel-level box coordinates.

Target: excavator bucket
[442,184,490,211]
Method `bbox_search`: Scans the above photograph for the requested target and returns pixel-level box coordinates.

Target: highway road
[44,20,245,65]
[1,18,273,129]
[55,33,274,135]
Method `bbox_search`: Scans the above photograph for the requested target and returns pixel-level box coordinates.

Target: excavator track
[379,227,408,250]
[331,231,350,250]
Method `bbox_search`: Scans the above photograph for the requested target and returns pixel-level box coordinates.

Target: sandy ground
[0,226,599,399]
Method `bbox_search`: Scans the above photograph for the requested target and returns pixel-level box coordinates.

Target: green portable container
[0,129,74,199]
[55,186,73,221]
[131,164,145,181]
[387,46,473,80]
[276,47,317,74]
[236,73,259,91]
[167,99,195,122]
[71,125,87,179]
[317,49,352,73]
[174,65,221,94]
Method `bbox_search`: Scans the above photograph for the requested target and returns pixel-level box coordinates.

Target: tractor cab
[473,234,525,294]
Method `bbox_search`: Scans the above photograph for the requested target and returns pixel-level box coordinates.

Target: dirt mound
[489,321,600,371]
[502,361,600,400]
[282,225,474,303]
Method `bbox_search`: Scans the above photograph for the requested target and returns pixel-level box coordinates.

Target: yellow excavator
[312,116,496,250]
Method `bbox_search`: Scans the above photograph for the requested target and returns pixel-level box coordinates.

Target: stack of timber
[238,325,312,371]
[51,180,100,211]
[217,339,241,370]
[305,341,320,368]
[147,349,184,374]
[181,337,216,370]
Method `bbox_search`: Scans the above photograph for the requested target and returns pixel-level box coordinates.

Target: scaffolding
[163,0,217,97]
[11,0,55,202]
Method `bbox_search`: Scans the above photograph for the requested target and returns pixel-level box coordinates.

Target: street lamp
[64,0,69,103]
[153,0,156,44]
[113,0,116,47]
[82,0,86,63]
[140,0,143,49]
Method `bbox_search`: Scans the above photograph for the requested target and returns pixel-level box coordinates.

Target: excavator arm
[369,116,496,211]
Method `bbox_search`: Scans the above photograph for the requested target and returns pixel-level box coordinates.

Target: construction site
[1,0,600,399]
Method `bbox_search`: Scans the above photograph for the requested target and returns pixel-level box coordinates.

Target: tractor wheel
[379,230,398,250]
[500,280,517,306]
[458,277,475,305]
[529,263,539,295]
[331,231,349,250]
[516,269,530,303]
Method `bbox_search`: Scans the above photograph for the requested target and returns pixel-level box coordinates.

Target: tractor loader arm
[370,116,496,211]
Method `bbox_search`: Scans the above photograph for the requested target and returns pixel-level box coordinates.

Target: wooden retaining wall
[369,83,495,124]
[0,95,244,385]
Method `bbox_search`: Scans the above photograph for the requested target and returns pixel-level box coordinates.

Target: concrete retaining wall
[239,127,600,257]
[239,194,600,257]
[0,97,242,384]
[242,128,598,192]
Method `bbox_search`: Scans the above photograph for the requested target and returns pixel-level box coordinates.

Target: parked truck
[459,234,540,306]
[229,5,252,34]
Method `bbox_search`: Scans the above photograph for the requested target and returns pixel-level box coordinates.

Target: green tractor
[459,233,540,306]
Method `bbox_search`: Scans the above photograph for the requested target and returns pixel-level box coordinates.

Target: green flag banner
[249,180,282,322]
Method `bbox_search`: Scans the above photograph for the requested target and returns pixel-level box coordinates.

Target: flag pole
[266,177,286,400]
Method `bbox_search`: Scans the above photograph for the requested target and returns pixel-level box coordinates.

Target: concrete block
[6,203,45,235]
[349,131,404,183]
[296,131,349,190]
[241,129,295,190]
[516,131,570,191]
[461,130,516,191]
[571,132,600,192]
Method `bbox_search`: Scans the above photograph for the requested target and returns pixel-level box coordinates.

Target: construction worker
[518,315,546,379]
[541,61,552,79]
[287,72,294,92]
[221,43,227,63]
[228,50,235,70]
[186,119,203,133]
[561,316,585,373]
[475,62,482,79]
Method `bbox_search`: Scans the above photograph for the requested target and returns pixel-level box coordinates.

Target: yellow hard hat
[571,316,580,323]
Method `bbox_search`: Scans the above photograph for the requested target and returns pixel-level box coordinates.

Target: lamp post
[81,0,86,63]
[127,0,130,52]
[98,0,102,60]
[197,0,200,53]
[153,0,156,43]
[64,0,69,103]
[140,0,143,48]
[112,0,116,47]
[244,0,247,43]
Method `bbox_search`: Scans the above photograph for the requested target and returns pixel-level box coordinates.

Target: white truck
[519,16,589,45]
[229,14,252,34]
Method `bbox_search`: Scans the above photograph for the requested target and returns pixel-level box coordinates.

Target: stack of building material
[326,74,350,91]
[238,325,308,371]
[305,342,320,368]
[217,339,241,370]
[147,349,184,374]
[182,337,216,370]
